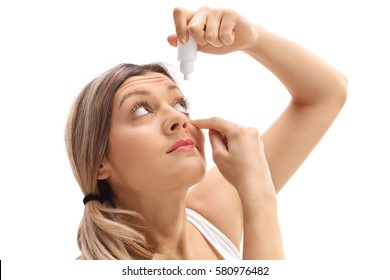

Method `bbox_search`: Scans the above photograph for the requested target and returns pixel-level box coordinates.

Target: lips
[167,139,195,153]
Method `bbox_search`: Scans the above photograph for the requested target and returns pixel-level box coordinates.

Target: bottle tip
[184,73,191,80]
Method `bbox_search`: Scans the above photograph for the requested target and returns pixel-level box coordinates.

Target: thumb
[208,129,228,160]
[167,34,178,47]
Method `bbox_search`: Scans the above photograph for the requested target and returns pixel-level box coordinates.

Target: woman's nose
[163,109,189,134]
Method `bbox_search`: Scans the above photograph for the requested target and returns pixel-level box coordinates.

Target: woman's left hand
[167,6,260,55]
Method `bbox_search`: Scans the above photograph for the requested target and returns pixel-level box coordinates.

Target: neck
[118,186,193,259]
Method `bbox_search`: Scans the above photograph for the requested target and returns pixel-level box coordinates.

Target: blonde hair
[65,63,176,259]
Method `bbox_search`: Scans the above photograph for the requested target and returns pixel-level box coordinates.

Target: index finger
[191,117,235,134]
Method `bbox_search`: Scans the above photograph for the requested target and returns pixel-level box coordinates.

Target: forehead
[113,72,180,109]
[117,72,176,95]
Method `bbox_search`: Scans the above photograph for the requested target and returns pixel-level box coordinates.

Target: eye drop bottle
[178,36,197,80]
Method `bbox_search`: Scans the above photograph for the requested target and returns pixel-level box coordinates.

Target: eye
[130,100,153,118]
[174,97,190,116]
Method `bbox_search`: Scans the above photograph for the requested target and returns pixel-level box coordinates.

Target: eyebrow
[119,84,180,109]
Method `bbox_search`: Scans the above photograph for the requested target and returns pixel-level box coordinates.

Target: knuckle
[211,8,224,17]
[223,8,237,18]
[173,7,181,16]
[188,25,206,42]
[237,125,246,132]
[230,125,260,139]
[205,32,219,42]
[230,124,245,137]
[210,116,220,123]
[187,24,198,33]
[247,127,259,137]
[219,33,234,44]
[173,7,183,17]
[198,6,211,13]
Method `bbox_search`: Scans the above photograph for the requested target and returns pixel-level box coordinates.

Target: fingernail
[180,35,187,44]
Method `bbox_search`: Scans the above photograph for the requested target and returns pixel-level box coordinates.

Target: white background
[1,0,389,279]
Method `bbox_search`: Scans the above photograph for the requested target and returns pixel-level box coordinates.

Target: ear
[97,157,111,180]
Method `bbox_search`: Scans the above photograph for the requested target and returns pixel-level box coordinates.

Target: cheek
[108,126,158,175]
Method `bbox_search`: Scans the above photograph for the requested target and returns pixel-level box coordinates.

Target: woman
[66,6,347,260]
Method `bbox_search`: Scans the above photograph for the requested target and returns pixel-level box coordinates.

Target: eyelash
[129,97,190,117]
[177,96,190,114]
[130,100,151,115]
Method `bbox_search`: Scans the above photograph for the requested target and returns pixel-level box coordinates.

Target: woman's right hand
[191,117,275,199]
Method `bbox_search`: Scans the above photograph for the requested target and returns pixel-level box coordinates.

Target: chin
[168,159,206,187]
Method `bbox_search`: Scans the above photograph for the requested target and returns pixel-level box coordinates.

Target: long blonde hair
[65,63,176,259]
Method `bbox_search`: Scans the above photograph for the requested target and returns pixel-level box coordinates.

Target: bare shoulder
[185,166,243,249]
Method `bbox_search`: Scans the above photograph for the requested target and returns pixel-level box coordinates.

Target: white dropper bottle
[178,36,197,80]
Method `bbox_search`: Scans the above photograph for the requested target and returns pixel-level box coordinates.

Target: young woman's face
[102,72,206,195]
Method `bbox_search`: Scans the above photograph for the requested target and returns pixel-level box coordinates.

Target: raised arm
[168,6,347,192]
[244,27,347,192]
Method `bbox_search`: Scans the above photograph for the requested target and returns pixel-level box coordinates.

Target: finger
[204,9,224,47]
[219,10,237,45]
[167,34,178,47]
[191,117,235,135]
[173,7,193,44]
[208,129,229,158]
[187,7,209,45]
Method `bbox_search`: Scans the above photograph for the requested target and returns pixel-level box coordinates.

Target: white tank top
[186,208,241,260]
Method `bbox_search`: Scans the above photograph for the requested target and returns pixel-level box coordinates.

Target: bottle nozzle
[184,73,191,80]
[180,60,194,80]
[178,36,197,80]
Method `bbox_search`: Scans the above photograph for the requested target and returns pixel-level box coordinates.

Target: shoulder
[185,166,243,250]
